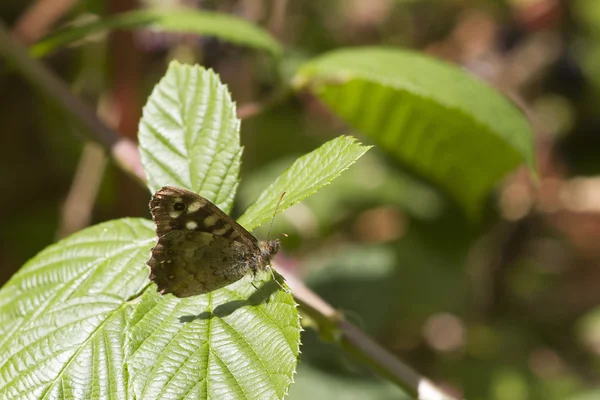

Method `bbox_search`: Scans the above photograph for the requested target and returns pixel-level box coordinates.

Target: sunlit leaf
[237,136,371,231]
[139,61,242,213]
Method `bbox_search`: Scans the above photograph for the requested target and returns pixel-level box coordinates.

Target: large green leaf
[293,47,535,217]
[237,136,371,231]
[139,61,242,214]
[32,10,281,57]
[0,219,299,399]
[0,219,152,399]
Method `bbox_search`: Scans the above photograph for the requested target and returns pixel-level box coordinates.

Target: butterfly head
[259,239,280,263]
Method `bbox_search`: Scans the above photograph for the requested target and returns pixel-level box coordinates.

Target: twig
[236,87,291,119]
[0,20,146,186]
[282,268,457,400]
[12,0,78,44]
[0,23,456,400]
[57,142,107,238]
[268,0,289,39]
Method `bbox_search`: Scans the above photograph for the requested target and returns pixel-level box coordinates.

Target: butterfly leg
[266,265,292,294]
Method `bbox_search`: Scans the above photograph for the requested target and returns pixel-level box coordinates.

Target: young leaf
[237,136,371,232]
[293,47,536,218]
[139,61,242,214]
[32,10,281,57]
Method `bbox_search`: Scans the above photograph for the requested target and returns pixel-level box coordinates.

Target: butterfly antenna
[267,192,286,240]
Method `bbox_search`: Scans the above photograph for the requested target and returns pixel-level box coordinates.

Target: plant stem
[284,270,457,400]
[0,20,146,186]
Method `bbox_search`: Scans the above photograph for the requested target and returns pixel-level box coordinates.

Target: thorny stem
[0,21,457,400]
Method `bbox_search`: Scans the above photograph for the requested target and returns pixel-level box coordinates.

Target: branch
[0,20,146,187]
[0,23,456,400]
[281,268,456,400]
[12,0,78,44]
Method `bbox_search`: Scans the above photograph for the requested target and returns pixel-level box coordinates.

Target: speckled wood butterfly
[147,186,280,297]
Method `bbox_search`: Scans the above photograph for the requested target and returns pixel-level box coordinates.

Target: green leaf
[0,219,153,399]
[0,219,299,399]
[573,0,600,37]
[126,277,298,399]
[139,61,242,214]
[237,136,371,232]
[32,10,281,57]
[293,47,536,217]
[137,62,300,399]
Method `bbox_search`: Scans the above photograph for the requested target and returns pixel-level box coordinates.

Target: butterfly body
[148,186,280,297]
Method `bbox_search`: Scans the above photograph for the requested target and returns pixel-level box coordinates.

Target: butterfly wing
[148,186,260,297]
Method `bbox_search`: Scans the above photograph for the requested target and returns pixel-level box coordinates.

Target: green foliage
[139,61,242,214]
[573,0,600,37]
[0,61,374,399]
[31,9,281,57]
[0,218,300,399]
[237,136,371,231]
[294,47,535,217]
[0,2,594,399]
[0,218,152,398]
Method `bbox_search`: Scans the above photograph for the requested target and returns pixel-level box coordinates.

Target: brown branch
[236,87,291,120]
[268,0,289,39]
[0,22,456,400]
[281,269,457,400]
[0,20,146,186]
[12,0,78,44]
[57,142,107,238]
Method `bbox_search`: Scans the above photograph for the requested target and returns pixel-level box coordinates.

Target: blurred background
[2,0,600,399]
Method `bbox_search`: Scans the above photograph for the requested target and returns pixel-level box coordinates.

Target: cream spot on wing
[187,201,202,213]
[213,225,231,235]
[186,221,198,230]
[169,211,182,218]
[204,215,219,227]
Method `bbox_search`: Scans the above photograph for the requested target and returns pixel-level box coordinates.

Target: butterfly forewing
[148,186,265,297]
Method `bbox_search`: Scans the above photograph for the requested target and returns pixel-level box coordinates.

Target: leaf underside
[294,47,536,218]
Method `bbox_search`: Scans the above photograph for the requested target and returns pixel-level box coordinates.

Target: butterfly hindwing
[148,186,262,297]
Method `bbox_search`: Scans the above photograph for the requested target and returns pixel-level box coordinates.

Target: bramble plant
[0,7,535,400]
[0,63,370,399]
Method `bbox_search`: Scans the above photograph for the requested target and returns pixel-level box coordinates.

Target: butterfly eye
[173,202,186,211]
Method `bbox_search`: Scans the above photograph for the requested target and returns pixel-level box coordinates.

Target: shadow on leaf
[179,278,282,323]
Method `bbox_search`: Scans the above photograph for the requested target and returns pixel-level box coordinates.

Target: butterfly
[147,186,280,297]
